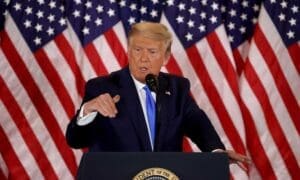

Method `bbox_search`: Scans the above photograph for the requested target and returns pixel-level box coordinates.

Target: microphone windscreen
[145,74,158,93]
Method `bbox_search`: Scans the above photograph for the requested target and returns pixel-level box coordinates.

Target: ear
[163,52,171,66]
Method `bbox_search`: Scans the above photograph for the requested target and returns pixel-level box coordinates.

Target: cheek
[128,52,138,64]
[151,58,165,70]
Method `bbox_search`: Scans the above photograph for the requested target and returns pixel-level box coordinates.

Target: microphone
[145,74,158,93]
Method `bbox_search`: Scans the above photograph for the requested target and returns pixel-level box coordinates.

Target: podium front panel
[77,152,229,180]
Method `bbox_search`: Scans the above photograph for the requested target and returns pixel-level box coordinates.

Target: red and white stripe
[240,5,300,180]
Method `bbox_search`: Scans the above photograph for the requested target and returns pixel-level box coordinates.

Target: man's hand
[216,149,251,171]
[226,150,251,171]
[83,93,120,118]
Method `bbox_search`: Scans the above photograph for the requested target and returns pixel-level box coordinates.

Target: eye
[149,50,157,54]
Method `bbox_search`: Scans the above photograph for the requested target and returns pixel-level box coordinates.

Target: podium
[77,152,229,180]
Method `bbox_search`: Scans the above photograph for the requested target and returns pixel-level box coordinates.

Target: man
[66,22,249,169]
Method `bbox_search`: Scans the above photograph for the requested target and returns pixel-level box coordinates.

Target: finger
[102,94,119,115]
[233,154,251,164]
[96,103,110,117]
[97,96,116,118]
[96,94,114,117]
[113,95,120,103]
[236,161,248,172]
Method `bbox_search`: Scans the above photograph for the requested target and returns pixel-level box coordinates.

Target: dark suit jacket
[66,67,225,152]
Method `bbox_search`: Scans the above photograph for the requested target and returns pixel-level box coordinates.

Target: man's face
[128,34,170,83]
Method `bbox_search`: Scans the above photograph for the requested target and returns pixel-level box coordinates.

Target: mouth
[139,67,149,73]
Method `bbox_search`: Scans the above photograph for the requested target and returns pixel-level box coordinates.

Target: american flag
[0,0,299,179]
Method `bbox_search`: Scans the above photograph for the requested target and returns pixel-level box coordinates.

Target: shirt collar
[131,74,146,91]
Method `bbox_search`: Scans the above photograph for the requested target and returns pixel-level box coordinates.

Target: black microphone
[145,74,158,93]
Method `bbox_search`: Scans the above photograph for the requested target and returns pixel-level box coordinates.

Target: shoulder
[85,68,125,89]
[159,72,190,88]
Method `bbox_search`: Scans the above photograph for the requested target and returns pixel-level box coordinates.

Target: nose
[140,50,149,62]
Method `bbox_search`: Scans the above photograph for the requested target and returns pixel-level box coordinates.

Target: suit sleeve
[182,79,225,152]
[65,79,101,149]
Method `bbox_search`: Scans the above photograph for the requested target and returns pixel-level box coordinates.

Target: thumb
[113,95,120,103]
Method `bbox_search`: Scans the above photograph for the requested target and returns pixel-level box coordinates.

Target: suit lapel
[118,68,152,151]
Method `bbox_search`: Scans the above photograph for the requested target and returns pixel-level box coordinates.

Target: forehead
[129,34,165,49]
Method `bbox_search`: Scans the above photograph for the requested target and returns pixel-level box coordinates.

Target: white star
[253,4,259,12]
[73,10,80,18]
[231,0,238,4]
[130,3,137,11]
[82,27,90,35]
[228,22,235,30]
[25,7,32,15]
[178,3,185,11]
[150,10,158,17]
[35,24,43,32]
[95,18,102,26]
[221,6,226,13]
[229,9,236,17]
[185,32,193,41]
[278,13,285,21]
[84,14,91,22]
[198,24,206,32]
[291,5,299,13]
[59,18,67,26]
[166,0,174,6]
[23,20,31,28]
[239,26,246,34]
[110,0,116,3]
[210,15,218,24]
[289,18,296,26]
[107,9,115,17]
[241,13,247,21]
[75,0,81,5]
[119,0,126,7]
[176,16,184,23]
[37,0,45,5]
[96,5,104,13]
[252,18,257,24]
[152,0,159,4]
[200,12,206,19]
[48,14,55,22]
[270,0,276,4]
[242,0,249,8]
[14,3,22,11]
[49,1,56,9]
[128,17,136,25]
[211,2,219,11]
[140,6,147,14]
[187,20,195,28]
[4,0,9,5]
[36,10,44,18]
[228,35,234,42]
[189,7,196,15]
[201,0,208,6]
[60,5,64,12]
[47,27,54,36]
[85,1,92,9]
[287,30,294,39]
[34,37,42,45]
[280,1,287,9]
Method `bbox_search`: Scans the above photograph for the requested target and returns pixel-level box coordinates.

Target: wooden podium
[77,152,229,180]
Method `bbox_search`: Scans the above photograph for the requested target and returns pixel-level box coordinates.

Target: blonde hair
[128,22,172,53]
